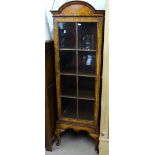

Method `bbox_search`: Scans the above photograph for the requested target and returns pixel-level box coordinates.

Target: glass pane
[61,97,77,118]
[58,22,76,49]
[78,77,95,99]
[60,75,77,96]
[78,22,97,50]
[78,51,96,75]
[60,51,76,74]
[78,99,94,120]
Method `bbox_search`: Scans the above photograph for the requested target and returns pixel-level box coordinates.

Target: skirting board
[99,138,109,155]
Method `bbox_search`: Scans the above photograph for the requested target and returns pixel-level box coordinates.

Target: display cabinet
[51,1,104,153]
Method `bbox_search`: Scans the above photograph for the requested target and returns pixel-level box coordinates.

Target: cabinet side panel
[94,17,104,126]
[45,41,57,150]
[53,18,62,119]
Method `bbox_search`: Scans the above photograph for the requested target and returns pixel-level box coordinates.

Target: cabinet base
[55,120,99,153]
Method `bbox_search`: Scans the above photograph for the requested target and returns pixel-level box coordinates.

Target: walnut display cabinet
[51,1,104,153]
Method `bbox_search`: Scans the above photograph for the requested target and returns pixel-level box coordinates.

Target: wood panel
[51,1,104,17]
[45,40,56,151]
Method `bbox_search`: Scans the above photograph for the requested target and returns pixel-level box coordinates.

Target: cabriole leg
[95,140,99,153]
[55,129,61,146]
[89,133,99,153]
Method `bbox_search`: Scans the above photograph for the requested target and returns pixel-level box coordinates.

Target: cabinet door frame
[53,17,103,126]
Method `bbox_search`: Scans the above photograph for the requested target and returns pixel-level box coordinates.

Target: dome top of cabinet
[51,1,105,17]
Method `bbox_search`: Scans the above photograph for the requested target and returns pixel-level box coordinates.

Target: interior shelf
[59,48,96,52]
[61,95,95,101]
[60,72,96,77]
[60,72,76,76]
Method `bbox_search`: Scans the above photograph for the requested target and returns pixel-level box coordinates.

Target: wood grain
[51,1,104,17]
[45,40,57,151]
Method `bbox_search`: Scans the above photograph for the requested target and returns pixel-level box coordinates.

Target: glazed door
[56,21,99,123]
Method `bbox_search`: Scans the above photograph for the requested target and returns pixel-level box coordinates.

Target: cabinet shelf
[60,72,96,77]
[78,74,96,77]
[61,95,95,101]
[60,48,96,52]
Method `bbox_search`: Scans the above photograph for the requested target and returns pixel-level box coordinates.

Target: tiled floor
[45,130,98,155]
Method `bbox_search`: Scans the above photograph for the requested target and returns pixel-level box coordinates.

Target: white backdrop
[45,0,106,40]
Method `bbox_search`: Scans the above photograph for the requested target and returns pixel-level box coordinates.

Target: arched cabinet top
[51,1,105,17]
